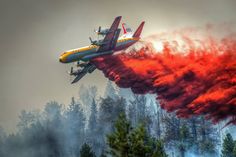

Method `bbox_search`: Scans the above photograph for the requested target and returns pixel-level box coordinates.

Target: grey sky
[0,0,235,133]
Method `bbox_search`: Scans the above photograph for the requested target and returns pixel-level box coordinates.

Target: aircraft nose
[59,55,64,63]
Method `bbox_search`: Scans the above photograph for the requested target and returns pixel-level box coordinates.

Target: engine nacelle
[94,26,111,36]
[89,37,108,46]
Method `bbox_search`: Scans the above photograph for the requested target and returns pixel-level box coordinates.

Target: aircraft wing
[98,16,122,52]
[71,63,96,84]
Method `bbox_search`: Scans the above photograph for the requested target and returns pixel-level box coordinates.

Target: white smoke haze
[0,0,235,157]
[0,0,236,132]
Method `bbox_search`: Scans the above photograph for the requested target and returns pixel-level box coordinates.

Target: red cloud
[92,30,236,125]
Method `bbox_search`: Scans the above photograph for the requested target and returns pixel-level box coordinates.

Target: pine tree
[98,96,117,137]
[178,124,191,157]
[80,143,96,157]
[87,98,100,154]
[132,95,147,124]
[129,124,158,157]
[78,85,97,115]
[107,113,131,157]
[43,101,64,157]
[233,141,236,157]
[128,94,152,130]
[107,113,168,157]
[162,113,219,157]
[198,118,218,156]
[97,96,126,155]
[152,140,168,157]
[17,110,38,132]
[128,99,137,126]
[65,97,86,156]
[162,113,181,145]
[113,97,126,118]
[221,133,235,157]
[188,117,199,154]
[88,98,98,132]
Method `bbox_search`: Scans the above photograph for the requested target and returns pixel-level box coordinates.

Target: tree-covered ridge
[0,82,234,157]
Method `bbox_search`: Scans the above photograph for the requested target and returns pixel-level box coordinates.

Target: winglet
[132,21,145,38]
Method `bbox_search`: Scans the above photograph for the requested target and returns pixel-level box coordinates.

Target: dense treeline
[0,82,235,157]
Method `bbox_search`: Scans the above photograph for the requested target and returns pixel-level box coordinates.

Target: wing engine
[69,63,96,84]
[94,26,111,36]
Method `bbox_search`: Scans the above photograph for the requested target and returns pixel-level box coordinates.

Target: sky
[0,0,236,133]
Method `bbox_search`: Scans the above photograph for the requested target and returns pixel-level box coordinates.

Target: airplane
[59,16,145,84]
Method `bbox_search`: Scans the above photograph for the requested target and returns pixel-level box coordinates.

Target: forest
[0,81,236,157]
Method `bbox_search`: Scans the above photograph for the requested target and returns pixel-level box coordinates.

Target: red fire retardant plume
[92,29,236,125]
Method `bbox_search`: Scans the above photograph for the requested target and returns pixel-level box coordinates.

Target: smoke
[92,27,236,125]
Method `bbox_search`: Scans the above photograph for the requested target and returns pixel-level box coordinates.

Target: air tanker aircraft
[59,16,145,84]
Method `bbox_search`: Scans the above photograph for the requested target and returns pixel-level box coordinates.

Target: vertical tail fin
[122,23,132,34]
[122,23,127,34]
[132,21,145,38]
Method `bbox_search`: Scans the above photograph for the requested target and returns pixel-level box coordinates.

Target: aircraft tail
[122,23,132,34]
[132,21,145,38]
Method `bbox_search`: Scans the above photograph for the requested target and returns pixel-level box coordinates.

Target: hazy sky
[0,0,235,133]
